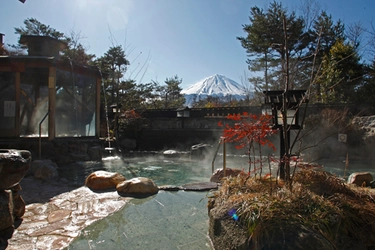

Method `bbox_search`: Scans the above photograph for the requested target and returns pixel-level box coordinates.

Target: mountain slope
[182,74,247,106]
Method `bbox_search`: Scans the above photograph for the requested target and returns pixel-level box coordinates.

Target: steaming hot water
[61,155,219,249]
[60,154,373,249]
[59,154,219,186]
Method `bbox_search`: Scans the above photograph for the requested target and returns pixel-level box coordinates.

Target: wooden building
[0,35,102,139]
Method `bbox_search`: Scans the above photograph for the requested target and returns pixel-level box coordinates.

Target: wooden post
[223,137,226,177]
[96,78,101,137]
[344,153,349,178]
[48,67,56,140]
[15,72,20,136]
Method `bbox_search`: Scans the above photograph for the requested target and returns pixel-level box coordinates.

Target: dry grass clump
[292,169,356,197]
[209,169,375,249]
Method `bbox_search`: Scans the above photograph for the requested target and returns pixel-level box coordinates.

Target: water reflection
[59,155,215,187]
[64,155,214,249]
[59,154,375,188]
[68,191,212,249]
[61,155,373,249]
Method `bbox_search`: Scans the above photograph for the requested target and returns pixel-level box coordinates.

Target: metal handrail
[211,137,226,176]
[38,109,50,159]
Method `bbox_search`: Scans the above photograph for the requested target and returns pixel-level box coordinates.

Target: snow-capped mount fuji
[181,74,247,106]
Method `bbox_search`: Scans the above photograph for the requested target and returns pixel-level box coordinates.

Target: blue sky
[2,0,375,89]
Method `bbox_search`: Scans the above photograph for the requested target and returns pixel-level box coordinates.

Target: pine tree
[238,1,306,91]
[162,75,185,108]
[308,11,345,101]
[318,39,363,103]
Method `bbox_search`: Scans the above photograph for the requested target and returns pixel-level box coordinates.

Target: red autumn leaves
[218,112,277,151]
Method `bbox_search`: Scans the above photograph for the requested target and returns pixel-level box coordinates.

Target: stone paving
[5,176,130,250]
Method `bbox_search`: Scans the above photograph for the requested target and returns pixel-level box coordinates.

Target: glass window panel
[277,109,296,125]
[56,69,96,137]
[0,72,16,130]
[20,68,49,137]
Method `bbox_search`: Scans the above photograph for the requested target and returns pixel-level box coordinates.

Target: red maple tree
[218,112,277,176]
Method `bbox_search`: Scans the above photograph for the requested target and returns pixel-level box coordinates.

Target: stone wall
[0,139,103,166]
[136,129,222,151]
[120,104,375,161]
[0,149,31,247]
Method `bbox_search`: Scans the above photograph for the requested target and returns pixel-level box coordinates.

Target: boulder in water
[190,143,212,159]
[85,171,126,190]
[116,177,159,197]
[163,149,180,158]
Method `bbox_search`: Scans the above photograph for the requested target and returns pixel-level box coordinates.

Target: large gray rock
[348,172,373,187]
[182,182,218,191]
[208,204,249,250]
[210,168,245,183]
[10,184,25,218]
[31,160,59,180]
[116,177,159,197]
[190,143,212,159]
[0,190,14,232]
[0,149,31,190]
[248,221,336,250]
[209,207,336,250]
